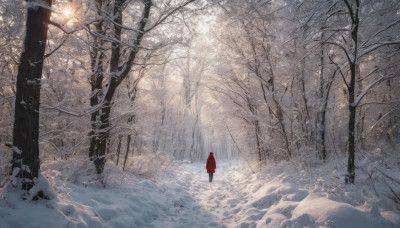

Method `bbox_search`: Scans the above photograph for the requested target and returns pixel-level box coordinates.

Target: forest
[0,0,399,227]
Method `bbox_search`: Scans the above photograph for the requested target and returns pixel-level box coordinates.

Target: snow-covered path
[151,161,248,227]
[151,161,399,228]
[1,159,399,228]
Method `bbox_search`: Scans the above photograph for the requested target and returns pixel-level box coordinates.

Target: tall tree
[11,0,52,196]
[302,0,400,183]
[87,0,196,174]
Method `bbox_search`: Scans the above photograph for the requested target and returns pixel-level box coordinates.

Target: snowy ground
[1,157,400,228]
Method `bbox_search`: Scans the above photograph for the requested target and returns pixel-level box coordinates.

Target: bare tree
[87,0,197,174]
[300,0,400,183]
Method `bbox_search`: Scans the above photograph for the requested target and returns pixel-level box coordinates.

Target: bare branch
[44,36,68,58]
[359,40,400,59]
[370,108,400,129]
[40,101,107,117]
[144,0,196,33]
[343,0,354,23]
[324,41,352,64]
[106,16,143,33]
[328,55,349,90]
[351,74,400,107]
[362,18,400,46]
[47,20,81,34]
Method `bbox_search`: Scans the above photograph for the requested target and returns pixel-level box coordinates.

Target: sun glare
[53,4,78,26]
[62,8,72,18]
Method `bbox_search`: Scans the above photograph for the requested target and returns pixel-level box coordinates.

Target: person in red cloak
[206,152,216,182]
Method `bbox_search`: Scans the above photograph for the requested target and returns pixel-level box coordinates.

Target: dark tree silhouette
[11,0,53,196]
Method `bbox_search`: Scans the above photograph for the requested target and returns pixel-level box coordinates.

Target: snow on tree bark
[11,0,52,196]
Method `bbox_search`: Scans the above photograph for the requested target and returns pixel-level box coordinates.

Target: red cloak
[206,152,216,173]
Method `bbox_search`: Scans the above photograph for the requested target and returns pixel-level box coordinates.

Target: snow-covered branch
[358,40,400,59]
[106,16,144,34]
[371,108,400,128]
[359,100,400,107]
[144,0,196,33]
[41,101,106,117]
[87,29,140,49]
[351,74,400,107]
[47,20,81,34]
[362,18,400,46]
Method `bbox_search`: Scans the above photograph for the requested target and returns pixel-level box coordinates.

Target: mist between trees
[0,0,399,198]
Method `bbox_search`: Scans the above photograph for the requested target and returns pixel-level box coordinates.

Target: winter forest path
[151,161,266,227]
[150,161,245,227]
[151,161,398,228]
[1,160,398,227]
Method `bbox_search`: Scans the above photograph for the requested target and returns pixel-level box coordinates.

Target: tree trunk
[266,48,291,158]
[318,32,327,160]
[89,0,152,174]
[347,101,356,183]
[356,64,365,149]
[11,0,52,194]
[123,135,131,171]
[88,0,106,162]
[345,0,360,184]
[320,74,335,161]
[116,135,123,165]
[255,119,263,162]
[190,115,198,162]
[347,53,358,185]
[91,90,114,174]
[89,0,125,173]
[347,54,357,184]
